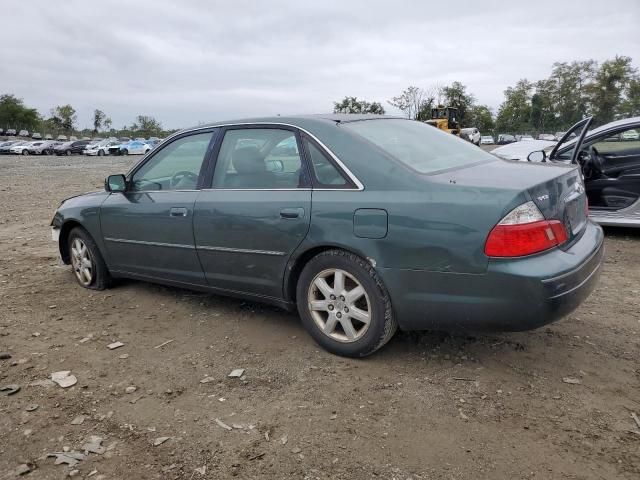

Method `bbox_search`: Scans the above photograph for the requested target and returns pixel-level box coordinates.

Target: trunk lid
[435,159,588,244]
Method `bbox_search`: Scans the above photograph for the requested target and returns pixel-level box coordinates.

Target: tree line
[0,95,171,138]
[334,55,639,134]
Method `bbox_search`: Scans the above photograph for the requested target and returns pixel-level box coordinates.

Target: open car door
[549,116,593,164]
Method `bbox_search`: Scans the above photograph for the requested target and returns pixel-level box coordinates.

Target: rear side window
[212,129,305,189]
[343,119,495,174]
[304,138,348,187]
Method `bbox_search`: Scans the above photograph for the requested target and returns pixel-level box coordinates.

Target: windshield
[343,119,495,174]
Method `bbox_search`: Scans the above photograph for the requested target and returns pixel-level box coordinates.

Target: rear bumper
[379,221,605,332]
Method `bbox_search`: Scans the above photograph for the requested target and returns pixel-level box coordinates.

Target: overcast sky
[2,0,638,129]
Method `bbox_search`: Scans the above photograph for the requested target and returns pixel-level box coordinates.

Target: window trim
[138,122,364,191]
[125,128,219,192]
[300,133,356,189]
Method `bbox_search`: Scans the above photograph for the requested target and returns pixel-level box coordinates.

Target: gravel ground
[0,153,639,479]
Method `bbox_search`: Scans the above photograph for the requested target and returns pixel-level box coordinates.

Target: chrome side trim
[196,245,285,256]
[104,237,195,249]
[135,122,365,191]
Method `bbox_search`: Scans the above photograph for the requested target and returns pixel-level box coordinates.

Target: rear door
[100,130,217,285]
[193,125,311,299]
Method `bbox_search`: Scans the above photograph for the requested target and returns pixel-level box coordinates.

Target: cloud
[1,0,638,129]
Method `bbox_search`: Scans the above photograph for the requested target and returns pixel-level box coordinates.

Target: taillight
[485,201,568,257]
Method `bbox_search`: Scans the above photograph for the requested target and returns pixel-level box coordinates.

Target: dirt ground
[1,153,639,480]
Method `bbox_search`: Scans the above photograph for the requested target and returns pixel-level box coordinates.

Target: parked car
[621,129,639,141]
[537,133,556,141]
[69,136,78,141]
[480,135,494,145]
[29,140,61,155]
[497,134,516,145]
[0,140,19,153]
[45,134,53,140]
[0,128,3,135]
[6,129,17,136]
[460,127,481,145]
[84,140,119,156]
[492,116,640,227]
[51,114,604,357]
[554,131,566,141]
[108,140,151,155]
[9,141,35,155]
[519,134,535,141]
[18,129,29,137]
[31,132,42,139]
[54,140,91,156]
[57,135,68,141]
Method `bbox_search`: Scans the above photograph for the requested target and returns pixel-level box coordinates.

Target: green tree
[550,60,595,128]
[131,115,162,138]
[388,86,426,119]
[333,96,385,114]
[495,79,534,133]
[620,77,640,117]
[93,109,106,134]
[441,82,475,126]
[467,105,495,133]
[0,94,40,131]
[50,105,77,134]
[588,56,636,125]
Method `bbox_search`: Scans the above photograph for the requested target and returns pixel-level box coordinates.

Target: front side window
[343,119,495,174]
[212,128,304,189]
[131,132,213,191]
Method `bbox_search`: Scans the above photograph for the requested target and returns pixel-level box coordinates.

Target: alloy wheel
[70,238,93,286]
[307,268,371,343]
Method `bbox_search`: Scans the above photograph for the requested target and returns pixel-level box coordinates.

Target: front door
[100,130,216,285]
[193,126,311,299]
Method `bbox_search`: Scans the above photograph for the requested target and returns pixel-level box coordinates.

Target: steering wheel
[578,146,603,179]
[170,170,198,188]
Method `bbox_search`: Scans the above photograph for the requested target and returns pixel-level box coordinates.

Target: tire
[122,149,128,155]
[67,227,111,290]
[22,149,29,155]
[66,150,71,156]
[98,149,104,156]
[296,249,397,357]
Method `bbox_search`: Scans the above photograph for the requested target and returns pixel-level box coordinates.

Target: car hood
[491,140,557,161]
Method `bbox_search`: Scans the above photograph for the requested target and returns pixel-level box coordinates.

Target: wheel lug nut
[330,295,336,300]
[328,305,334,311]
[340,296,345,301]
[336,312,342,318]
[344,307,349,312]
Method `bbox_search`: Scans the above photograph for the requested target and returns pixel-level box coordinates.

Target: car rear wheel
[122,149,128,155]
[66,150,71,156]
[98,149,104,156]
[67,227,111,290]
[22,149,29,155]
[296,249,397,357]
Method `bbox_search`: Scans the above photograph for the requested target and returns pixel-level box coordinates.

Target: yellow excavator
[426,106,460,135]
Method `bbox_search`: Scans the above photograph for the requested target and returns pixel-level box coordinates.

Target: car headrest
[232,146,265,174]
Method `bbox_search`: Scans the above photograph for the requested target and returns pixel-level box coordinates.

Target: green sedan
[51,115,604,357]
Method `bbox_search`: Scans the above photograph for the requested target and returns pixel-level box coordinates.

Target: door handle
[169,207,188,217]
[280,207,304,219]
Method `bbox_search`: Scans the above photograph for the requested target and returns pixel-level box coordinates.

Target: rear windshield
[343,119,495,174]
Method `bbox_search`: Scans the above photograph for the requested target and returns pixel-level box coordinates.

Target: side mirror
[105,174,126,192]
[527,150,547,162]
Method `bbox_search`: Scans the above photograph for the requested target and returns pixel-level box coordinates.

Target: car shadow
[602,225,640,239]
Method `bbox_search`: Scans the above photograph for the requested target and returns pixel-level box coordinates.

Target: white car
[621,129,639,141]
[460,127,481,145]
[537,133,556,141]
[480,135,494,145]
[519,135,535,141]
[84,140,119,156]
[9,142,36,155]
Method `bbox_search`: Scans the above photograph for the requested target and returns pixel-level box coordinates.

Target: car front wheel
[98,149,104,156]
[67,227,111,290]
[296,249,397,357]
[66,150,71,156]
[22,149,29,155]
